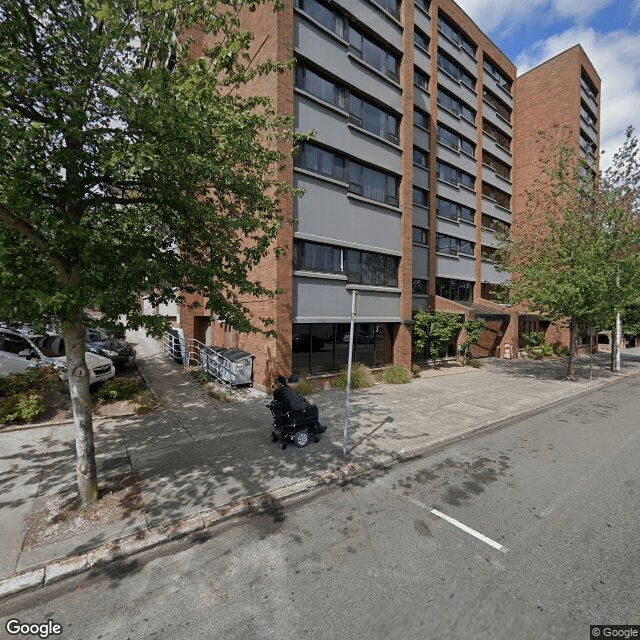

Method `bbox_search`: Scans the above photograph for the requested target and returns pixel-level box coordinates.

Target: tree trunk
[566,320,577,381]
[63,315,99,504]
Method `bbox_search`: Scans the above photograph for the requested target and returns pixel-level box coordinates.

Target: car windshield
[32,336,65,356]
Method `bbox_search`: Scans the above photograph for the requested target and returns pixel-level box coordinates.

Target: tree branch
[0,202,69,280]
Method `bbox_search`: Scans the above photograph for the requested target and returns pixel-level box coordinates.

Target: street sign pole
[343,290,359,457]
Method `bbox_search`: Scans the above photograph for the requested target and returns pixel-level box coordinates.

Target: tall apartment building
[171,1,600,390]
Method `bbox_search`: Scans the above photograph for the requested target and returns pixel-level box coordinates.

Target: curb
[1,367,638,600]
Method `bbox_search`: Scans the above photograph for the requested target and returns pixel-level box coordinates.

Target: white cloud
[514,27,640,169]
[455,0,617,34]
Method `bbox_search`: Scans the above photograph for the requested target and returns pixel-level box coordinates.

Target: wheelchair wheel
[293,430,309,448]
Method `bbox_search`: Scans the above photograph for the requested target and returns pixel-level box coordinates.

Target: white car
[0,328,115,386]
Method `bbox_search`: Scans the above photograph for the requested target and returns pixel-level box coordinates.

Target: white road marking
[430,509,509,554]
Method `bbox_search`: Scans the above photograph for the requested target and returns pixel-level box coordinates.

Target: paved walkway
[1,332,639,596]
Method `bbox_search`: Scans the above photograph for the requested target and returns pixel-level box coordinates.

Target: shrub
[190,370,211,385]
[0,366,61,397]
[461,356,482,368]
[296,376,313,396]
[96,378,141,402]
[331,363,374,389]
[377,365,412,384]
[0,393,47,424]
[411,364,421,378]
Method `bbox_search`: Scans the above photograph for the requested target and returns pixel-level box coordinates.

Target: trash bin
[200,346,254,386]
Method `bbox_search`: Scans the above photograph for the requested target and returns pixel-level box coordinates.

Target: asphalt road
[2,376,639,640]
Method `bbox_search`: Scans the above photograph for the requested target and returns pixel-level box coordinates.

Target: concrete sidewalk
[1,332,639,598]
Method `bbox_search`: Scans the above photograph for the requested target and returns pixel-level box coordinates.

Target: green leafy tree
[0,0,304,503]
[458,318,486,360]
[412,309,463,366]
[496,127,640,380]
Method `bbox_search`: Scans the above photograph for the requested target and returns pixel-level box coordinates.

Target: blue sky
[455,0,640,169]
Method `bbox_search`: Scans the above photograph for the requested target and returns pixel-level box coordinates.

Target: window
[414,67,429,91]
[293,240,342,273]
[482,182,510,209]
[346,249,398,287]
[296,0,345,36]
[415,28,429,51]
[581,70,598,102]
[413,147,428,168]
[0,331,33,356]
[294,142,345,181]
[436,124,475,156]
[372,0,400,19]
[483,56,512,94]
[482,150,510,180]
[415,0,429,13]
[481,214,506,233]
[349,26,400,80]
[349,163,399,206]
[436,196,474,223]
[437,87,475,123]
[436,160,474,190]
[436,277,473,302]
[349,94,399,143]
[437,13,476,57]
[413,108,429,130]
[580,131,597,157]
[483,88,511,123]
[481,245,498,262]
[295,143,398,206]
[413,186,429,208]
[580,101,597,130]
[438,51,475,89]
[436,234,474,256]
[412,278,428,294]
[295,63,345,109]
[412,226,428,244]
[483,119,511,151]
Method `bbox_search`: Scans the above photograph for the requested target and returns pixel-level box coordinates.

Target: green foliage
[331,363,374,389]
[460,357,482,368]
[0,392,47,424]
[0,366,61,397]
[411,364,422,378]
[413,310,463,364]
[377,365,412,384]
[295,376,313,396]
[458,319,486,358]
[523,332,555,359]
[96,378,141,402]
[523,332,545,350]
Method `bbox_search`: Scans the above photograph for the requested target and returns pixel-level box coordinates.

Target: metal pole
[343,290,357,457]
[615,312,622,373]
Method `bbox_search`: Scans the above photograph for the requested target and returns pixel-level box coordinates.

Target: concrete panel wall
[436,254,477,280]
[437,107,477,141]
[481,197,511,224]
[435,179,477,209]
[482,134,512,165]
[436,142,476,175]
[436,218,476,242]
[482,166,512,194]
[481,262,510,283]
[412,245,429,278]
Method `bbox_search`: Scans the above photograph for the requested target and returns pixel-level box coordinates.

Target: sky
[455,0,640,170]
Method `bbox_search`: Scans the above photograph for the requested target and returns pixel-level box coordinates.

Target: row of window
[436,196,474,223]
[437,123,475,156]
[436,233,474,257]
[295,142,400,207]
[414,108,430,130]
[296,0,400,80]
[412,278,428,294]
[483,119,511,151]
[415,0,430,14]
[580,131,597,156]
[580,101,597,130]
[436,159,475,190]
[482,182,510,210]
[295,63,400,143]
[437,86,475,123]
[437,13,476,57]
[483,57,512,94]
[415,27,429,51]
[483,88,511,124]
[293,240,399,287]
[482,150,510,181]
[412,226,428,244]
[413,186,429,208]
[413,147,428,168]
[482,245,498,262]
[436,277,473,302]
[581,70,598,102]
[438,50,475,89]
[481,213,507,233]
[414,67,430,92]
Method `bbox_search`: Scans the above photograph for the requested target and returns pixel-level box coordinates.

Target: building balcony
[436,217,476,242]
[436,34,477,78]
[436,141,476,176]
[435,178,476,210]
[294,19,402,112]
[414,4,431,34]
[437,70,477,111]
[436,106,477,142]
[482,133,511,165]
[483,72,513,108]
[483,102,512,137]
[482,166,512,195]
[580,82,598,112]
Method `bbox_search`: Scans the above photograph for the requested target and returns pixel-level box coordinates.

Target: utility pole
[343,290,359,457]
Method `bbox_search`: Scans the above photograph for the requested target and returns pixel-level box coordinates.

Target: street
[2,375,639,640]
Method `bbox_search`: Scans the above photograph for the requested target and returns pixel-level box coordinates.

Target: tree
[457,318,486,362]
[412,309,463,367]
[496,127,640,380]
[0,0,304,503]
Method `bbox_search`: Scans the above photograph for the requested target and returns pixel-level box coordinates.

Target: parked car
[0,328,115,386]
[84,327,135,367]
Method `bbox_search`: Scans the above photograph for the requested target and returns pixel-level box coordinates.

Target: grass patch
[331,363,374,389]
[96,378,141,402]
[295,376,313,396]
[377,365,412,384]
